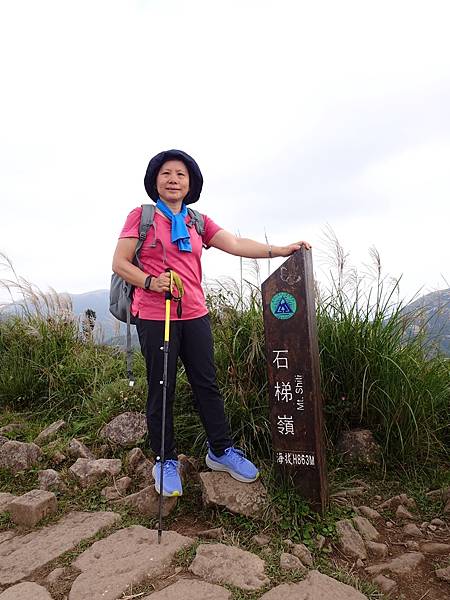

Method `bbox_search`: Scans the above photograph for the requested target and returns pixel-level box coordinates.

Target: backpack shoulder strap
[138,204,155,247]
[187,207,205,236]
[134,204,156,268]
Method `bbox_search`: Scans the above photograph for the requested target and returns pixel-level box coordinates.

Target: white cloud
[1,0,449,302]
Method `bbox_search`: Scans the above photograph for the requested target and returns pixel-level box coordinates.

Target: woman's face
[156,160,190,204]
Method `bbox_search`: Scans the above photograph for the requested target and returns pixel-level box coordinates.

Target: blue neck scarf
[156,199,192,252]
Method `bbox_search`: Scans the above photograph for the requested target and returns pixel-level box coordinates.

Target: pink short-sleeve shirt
[119,207,222,320]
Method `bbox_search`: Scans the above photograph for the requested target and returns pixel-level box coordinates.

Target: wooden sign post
[262,248,328,513]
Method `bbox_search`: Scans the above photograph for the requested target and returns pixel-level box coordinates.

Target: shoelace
[156,460,178,477]
[162,459,178,475]
[224,447,246,464]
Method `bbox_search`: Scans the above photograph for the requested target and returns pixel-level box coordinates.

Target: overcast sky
[1,0,449,306]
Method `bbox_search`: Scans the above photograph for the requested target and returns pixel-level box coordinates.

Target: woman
[112,149,311,497]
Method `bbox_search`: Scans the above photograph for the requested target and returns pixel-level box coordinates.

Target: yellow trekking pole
[158,269,184,544]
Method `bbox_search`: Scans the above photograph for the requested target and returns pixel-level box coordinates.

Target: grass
[2,246,449,468]
[0,247,448,597]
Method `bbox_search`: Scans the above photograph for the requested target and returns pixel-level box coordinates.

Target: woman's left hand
[279,240,312,256]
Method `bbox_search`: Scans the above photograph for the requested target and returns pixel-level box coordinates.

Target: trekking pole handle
[165,268,172,301]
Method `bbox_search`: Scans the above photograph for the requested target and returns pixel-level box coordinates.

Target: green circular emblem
[270,292,297,320]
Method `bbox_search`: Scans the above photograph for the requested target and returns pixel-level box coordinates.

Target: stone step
[0,511,120,586]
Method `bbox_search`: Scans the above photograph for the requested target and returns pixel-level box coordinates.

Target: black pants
[136,315,232,460]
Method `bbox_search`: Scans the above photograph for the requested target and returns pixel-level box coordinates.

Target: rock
[141,579,232,600]
[436,565,450,582]
[0,511,120,586]
[112,485,177,517]
[0,582,53,599]
[402,495,416,509]
[70,526,193,600]
[0,423,23,436]
[336,429,381,465]
[0,441,42,474]
[101,476,132,500]
[428,524,437,531]
[34,419,66,445]
[127,447,146,470]
[335,519,367,560]
[406,541,420,550]
[46,566,65,584]
[420,542,450,554]
[379,494,416,511]
[0,493,16,514]
[198,527,224,540]
[365,541,388,559]
[126,447,154,484]
[280,552,307,571]
[426,486,450,501]
[189,543,270,591]
[199,472,266,517]
[260,570,369,599]
[38,469,66,492]
[356,506,382,520]
[372,574,397,594]
[52,451,66,465]
[385,521,394,528]
[352,516,380,541]
[403,523,422,537]
[8,489,57,527]
[178,454,200,482]
[430,518,446,527]
[252,534,271,547]
[68,439,95,460]
[356,559,364,568]
[290,542,314,567]
[0,531,16,544]
[331,487,366,499]
[365,552,425,576]
[69,458,122,488]
[100,412,147,447]
[395,505,415,520]
[315,534,326,550]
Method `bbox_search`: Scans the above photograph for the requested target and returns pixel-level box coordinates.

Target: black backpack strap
[126,304,134,386]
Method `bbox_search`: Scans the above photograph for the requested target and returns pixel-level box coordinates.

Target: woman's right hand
[151,271,171,293]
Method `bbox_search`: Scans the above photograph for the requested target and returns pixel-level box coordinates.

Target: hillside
[68,288,450,355]
[3,287,449,355]
[401,288,450,356]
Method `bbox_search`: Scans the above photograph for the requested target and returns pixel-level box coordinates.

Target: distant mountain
[69,287,450,356]
[69,289,135,345]
[400,288,450,356]
[2,287,449,355]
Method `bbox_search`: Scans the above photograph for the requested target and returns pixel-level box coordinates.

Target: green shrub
[1,251,448,467]
[0,313,125,414]
[207,277,272,457]
[316,245,450,462]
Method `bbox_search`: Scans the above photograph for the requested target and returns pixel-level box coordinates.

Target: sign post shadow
[262,248,328,513]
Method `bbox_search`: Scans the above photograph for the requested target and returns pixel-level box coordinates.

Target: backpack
[109,204,205,383]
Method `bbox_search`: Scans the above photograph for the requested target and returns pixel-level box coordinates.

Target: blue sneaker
[152,459,183,497]
[206,447,259,483]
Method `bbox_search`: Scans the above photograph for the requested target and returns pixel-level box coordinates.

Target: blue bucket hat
[144,149,203,205]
